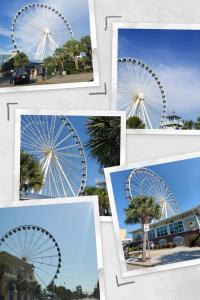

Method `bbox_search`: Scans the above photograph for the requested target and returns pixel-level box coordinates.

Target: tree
[126,116,145,129]
[194,116,200,130]
[20,151,44,193]
[80,35,92,68]
[43,56,56,75]
[182,116,200,130]
[63,39,82,70]
[125,196,161,262]
[1,58,14,72]
[92,281,100,299]
[84,186,111,216]
[85,116,121,169]
[182,120,194,130]
[13,52,29,68]
[54,47,67,72]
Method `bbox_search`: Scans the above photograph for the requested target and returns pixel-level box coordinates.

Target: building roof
[129,204,200,234]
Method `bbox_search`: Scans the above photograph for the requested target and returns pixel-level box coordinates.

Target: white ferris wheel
[117,58,167,129]
[11,3,73,61]
[21,115,87,198]
[126,168,180,220]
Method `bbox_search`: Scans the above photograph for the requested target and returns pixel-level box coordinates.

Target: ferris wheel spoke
[35,271,48,288]
[118,81,134,95]
[25,116,46,144]
[22,121,44,147]
[118,101,131,111]
[28,259,58,268]
[33,245,58,256]
[16,18,42,32]
[29,254,58,260]
[31,237,51,254]
[54,155,76,196]
[53,133,72,149]
[51,122,65,147]
[24,230,37,258]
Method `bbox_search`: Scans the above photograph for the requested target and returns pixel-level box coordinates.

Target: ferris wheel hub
[44,28,50,34]
[138,92,145,100]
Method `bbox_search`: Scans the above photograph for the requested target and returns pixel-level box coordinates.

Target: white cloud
[154,64,200,120]
[0,25,11,38]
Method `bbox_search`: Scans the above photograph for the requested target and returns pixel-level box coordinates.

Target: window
[148,229,155,239]
[157,225,168,237]
[169,221,184,234]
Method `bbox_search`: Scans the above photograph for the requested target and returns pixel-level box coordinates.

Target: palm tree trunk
[142,230,147,262]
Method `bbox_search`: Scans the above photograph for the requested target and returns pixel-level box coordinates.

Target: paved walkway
[0,72,93,87]
[127,246,200,271]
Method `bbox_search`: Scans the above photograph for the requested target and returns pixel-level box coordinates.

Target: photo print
[0,197,104,300]
[105,153,200,277]
[112,23,200,134]
[15,110,126,217]
[0,0,98,92]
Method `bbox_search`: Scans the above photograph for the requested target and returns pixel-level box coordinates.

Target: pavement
[126,246,200,271]
[0,72,93,88]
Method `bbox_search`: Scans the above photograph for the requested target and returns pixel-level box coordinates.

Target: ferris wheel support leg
[141,101,147,127]
[166,201,176,217]
[54,161,67,198]
[48,34,58,50]
[54,155,76,196]
[35,35,47,61]
[127,99,139,119]
[142,101,153,129]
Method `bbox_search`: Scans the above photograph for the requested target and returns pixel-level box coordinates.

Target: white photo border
[111,22,200,135]
[14,109,126,207]
[0,196,105,300]
[0,0,99,93]
[105,151,200,278]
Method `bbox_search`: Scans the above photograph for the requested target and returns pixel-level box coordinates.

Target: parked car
[10,70,30,85]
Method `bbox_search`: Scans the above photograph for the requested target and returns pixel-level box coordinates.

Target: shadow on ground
[159,249,200,265]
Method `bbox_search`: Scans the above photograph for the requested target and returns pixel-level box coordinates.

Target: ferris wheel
[11,3,73,61]
[117,57,167,129]
[126,168,180,220]
[0,225,61,288]
[21,115,87,198]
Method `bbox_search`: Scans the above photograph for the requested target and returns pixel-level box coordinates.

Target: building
[130,205,200,247]
[161,111,184,129]
[120,229,132,244]
[0,251,35,300]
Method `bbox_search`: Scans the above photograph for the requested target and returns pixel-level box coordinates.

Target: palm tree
[126,116,145,129]
[194,116,200,129]
[182,120,194,129]
[84,186,111,216]
[13,52,29,68]
[63,39,82,70]
[80,35,92,68]
[54,47,66,72]
[85,116,121,169]
[125,195,161,262]
[20,151,44,193]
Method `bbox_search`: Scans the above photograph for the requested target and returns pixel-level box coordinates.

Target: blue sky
[68,116,103,187]
[110,157,200,235]
[118,28,200,121]
[0,0,90,53]
[0,202,99,292]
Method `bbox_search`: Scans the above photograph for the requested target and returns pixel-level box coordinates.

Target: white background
[1,0,200,299]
